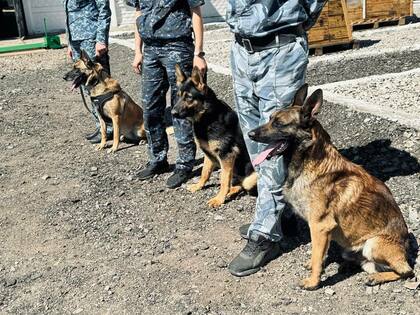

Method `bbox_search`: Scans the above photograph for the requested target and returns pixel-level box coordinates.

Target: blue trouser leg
[70,39,112,134]
[231,35,309,242]
[142,42,196,170]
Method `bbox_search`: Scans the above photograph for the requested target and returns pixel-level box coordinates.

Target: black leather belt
[235,25,304,53]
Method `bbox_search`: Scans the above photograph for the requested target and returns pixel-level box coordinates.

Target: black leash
[79,86,92,114]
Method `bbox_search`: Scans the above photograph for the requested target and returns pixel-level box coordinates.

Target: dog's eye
[272,120,283,128]
[185,95,193,102]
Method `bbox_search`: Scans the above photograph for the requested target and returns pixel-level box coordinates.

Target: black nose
[248,130,256,139]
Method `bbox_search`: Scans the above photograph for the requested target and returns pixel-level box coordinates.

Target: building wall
[22,0,66,35]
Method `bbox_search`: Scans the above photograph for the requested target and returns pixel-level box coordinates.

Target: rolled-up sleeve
[188,0,204,9]
[303,1,328,30]
[95,0,111,44]
[126,0,139,8]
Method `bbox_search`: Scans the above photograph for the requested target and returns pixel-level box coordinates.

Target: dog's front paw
[208,196,225,208]
[299,277,320,290]
[96,143,106,151]
[188,183,203,193]
[107,146,118,154]
[226,186,242,199]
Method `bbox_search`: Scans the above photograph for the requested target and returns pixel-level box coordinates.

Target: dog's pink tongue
[252,147,276,167]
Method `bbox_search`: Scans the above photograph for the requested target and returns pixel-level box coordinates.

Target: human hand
[193,55,207,76]
[95,42,108,57]
[67,47,73,60]
[132,52,143,75]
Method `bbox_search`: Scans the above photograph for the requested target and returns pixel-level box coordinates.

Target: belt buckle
[242,38,254,53]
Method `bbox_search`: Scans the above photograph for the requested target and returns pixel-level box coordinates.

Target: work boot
[136,161,170,180]
[228,233,281,277]
[239,223,251,239]
[166,168,191,189]
[88,131,113,144]
[85,128,99,140]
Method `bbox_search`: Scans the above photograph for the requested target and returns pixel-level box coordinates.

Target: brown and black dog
[249,84,413,290]
[64,50,146,153]
[172,65,257,208]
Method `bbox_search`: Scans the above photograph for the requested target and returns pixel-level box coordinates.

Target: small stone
[214,215,224,221]
[118,191,125,197]
[5,278,17,287]
[73,308,83,314]
[392,288,402,293]
[90,167,98,172]
[366,287,373,295]
[200,244,210,251]
[216,259,227,268]
[403,281,420,290]
[42,175,50,180]
[325,288,335,296]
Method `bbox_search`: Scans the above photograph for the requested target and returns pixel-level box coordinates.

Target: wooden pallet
[308,0,354,52]
[310,39,360,56]
[352,15,408,29]
[346,0,413,28]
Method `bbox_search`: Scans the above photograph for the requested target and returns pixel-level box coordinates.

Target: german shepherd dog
[249,84,413,290]
[172,65,257,208]
[64,50,146,153]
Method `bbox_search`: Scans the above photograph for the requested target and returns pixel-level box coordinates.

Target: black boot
[166,168,192,189]
[228,233,281,277]
[136,161,170,180]
[85,128,100,140]
[88,131,113,144]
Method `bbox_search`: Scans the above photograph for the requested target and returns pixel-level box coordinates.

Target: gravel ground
[0,44,419,314]
[324,70,420,116]
[202,23,420,74]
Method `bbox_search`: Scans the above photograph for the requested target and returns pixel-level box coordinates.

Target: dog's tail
[241,172,257,191]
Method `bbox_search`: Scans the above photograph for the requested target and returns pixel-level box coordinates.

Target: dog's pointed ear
[80,49,94,68]
[175,64,186,87]
[191,66,206,92]
[293,83,308,107]
[302,89,323,122]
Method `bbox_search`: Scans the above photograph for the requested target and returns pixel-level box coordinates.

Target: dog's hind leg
[188,155,215,193]
[364,237,413,286]
[108,115,121,153]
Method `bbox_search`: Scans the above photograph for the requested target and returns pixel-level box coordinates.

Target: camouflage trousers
[70,39,112,134]
[231,35,309,242]
[141,41,196,171]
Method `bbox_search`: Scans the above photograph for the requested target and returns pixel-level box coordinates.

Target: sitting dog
[172,65,257,208]
[249,84,413,289]
[64,50,146,153]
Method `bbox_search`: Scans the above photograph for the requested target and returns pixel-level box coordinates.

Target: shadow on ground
[340,139,420,182]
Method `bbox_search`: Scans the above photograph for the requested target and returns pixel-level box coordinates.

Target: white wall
[22,0,66,35]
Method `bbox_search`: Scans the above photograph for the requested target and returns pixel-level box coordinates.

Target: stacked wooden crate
[346,0,413,27]
[308,0,354,55]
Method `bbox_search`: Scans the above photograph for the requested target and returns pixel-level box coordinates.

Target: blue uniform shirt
[227,0,327,37]
[64,0,111,44]
[126,0,205,42]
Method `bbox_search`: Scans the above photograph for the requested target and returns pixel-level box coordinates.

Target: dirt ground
[0,41,419,314]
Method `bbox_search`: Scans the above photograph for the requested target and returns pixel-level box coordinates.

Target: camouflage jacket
[126,0,204,42]
[64,0,111,44]
[227,0,327,37]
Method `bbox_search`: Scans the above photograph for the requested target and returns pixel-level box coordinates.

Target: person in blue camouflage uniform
[127,0,207,189]
[64,0,112,143]
[227,0,327,277]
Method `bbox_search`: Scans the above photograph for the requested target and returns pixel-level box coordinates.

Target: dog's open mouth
[71,74,87,91]
[252,140,289,167]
